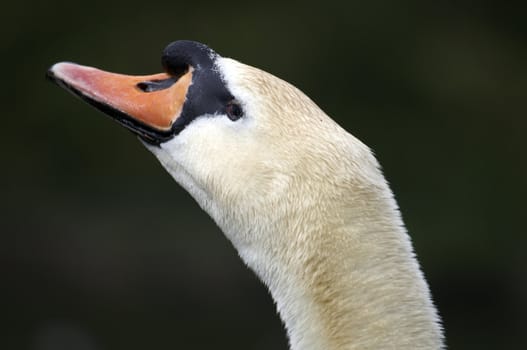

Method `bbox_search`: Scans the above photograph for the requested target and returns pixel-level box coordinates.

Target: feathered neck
[231,167,444,350]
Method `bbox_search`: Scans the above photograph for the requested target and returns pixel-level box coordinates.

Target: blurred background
[1,0,526,349]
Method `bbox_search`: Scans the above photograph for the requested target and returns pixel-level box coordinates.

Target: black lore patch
[162,40,235,136]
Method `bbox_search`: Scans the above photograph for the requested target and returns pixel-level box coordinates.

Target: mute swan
[47,40,444,349]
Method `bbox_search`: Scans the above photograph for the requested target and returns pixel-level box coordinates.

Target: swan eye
[226,101,243,121]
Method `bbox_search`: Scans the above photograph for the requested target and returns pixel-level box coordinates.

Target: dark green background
[2,0,526,349]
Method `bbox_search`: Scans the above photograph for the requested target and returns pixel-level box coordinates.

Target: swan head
[47,40,379,253]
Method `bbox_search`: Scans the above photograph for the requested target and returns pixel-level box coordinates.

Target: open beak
[47,62,192,145]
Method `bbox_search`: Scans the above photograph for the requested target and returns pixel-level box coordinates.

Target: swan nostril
[136,78,177,93]
[136,81,150,92]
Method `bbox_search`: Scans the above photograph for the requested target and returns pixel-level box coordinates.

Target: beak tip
[47,62,76,80]
[45,67,55,81]
[46,62,62,81]
[47,62,79,89]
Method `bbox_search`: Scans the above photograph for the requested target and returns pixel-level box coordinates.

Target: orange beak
[47,62,192,144]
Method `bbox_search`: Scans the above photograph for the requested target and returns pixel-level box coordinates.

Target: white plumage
[49,41,444,349]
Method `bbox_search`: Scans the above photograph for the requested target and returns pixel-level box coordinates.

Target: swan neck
[237,195,444,350]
